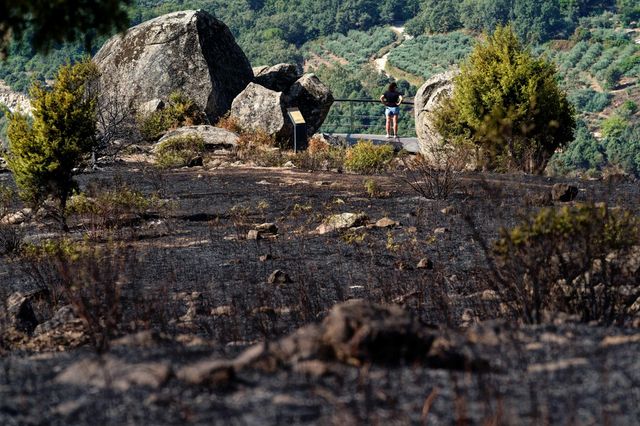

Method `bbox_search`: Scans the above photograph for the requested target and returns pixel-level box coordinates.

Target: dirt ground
[1,161,639,425]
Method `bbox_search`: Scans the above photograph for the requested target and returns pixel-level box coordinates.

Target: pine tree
[436,25,576,174]
[7,59,98,230]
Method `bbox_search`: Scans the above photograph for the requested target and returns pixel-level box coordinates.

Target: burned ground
[1,162,639,425]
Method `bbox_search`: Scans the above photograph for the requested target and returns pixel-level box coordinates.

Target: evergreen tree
[436,26,576,174]
[513,0,564,44]
[7,60,98,229]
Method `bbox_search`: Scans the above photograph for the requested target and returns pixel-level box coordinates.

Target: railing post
[349,102,353,134]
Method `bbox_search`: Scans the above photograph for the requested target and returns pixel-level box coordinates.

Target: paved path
[331,133,420,153]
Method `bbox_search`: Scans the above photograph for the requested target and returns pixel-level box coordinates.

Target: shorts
[385,106,400,117]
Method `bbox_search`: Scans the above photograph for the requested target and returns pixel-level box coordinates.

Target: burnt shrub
[491,203,640,325]
[66,181,161,235]
[20,238,138,352]
[401,144,468,200]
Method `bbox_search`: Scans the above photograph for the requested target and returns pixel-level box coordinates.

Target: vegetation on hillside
[0,0,638,174]
[0,0,131,56]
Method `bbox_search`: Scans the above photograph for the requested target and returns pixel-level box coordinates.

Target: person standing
[380,82,403,138]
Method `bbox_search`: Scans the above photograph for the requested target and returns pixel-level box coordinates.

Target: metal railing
[320,98,416,136]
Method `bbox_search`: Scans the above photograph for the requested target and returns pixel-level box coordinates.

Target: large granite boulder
[414,70,459,157]
[253,63,300,93]
[94,10,253,122]
[230,68,333,146]
[230,83,287,138]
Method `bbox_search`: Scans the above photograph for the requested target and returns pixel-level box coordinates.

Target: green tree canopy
[7,60,98,229]
[0,0,131,56]
[436,25,576,174]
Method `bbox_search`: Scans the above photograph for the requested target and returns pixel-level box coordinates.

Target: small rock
[255,222,278,234]
[1,208,32,225]
[211,305,234,317]
[33,305,78,336]
[292,360,332,378]
[440,206,457,215]
[55,356,171,391]
[434,227,449,234]
[375,218,399,228]
[417,258,434,270]
[551,183,578,202]
[176,359,235,387]
[256,180,271,185]
[316,212,368,234]
[268,270,292,285]
[480,289,500,302]
[208,158,223,168]
[247,229,260,240]
[283,161,296,168]
[259,254,272,262]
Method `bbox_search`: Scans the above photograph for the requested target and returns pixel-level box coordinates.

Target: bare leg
[385,115,391,137]
[392,115,399,137]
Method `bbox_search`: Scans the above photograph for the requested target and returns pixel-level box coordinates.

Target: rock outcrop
[157,125,239,149]
[94,10,253,122]
[414,70,458,157]
[253,63,300,93]
[230,65,333,146]
[229,83,286,137]
[0,80,31,114]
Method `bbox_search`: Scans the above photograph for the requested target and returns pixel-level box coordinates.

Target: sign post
[287,108,307,153]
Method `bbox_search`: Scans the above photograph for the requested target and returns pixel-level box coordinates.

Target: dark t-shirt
[382,90,401,106]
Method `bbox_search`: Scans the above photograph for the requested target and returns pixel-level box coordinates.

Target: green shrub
[492,203,640,325]
[549,121,605,173]
[436,26,575,174]
[601,115,628,139]
[139,92,207,141]
[154,135,205,169]
[7,60,99,230]
[619,100,638,117]
[603,123,640,176]
[344,140,394,174]
[567,89,612,113]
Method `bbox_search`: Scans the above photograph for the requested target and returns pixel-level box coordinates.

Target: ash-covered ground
[1,161,639,425]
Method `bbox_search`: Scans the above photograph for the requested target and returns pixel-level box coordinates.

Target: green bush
[567,89,612,113]
[436,26,575,174]
[493,203,640,325]
[619,100,638,117]
[154,135,205,169]
[550,121,605,173]
[7,60,98,230]
[344,140,394,174]
[139,92,207,141]
[604,123,640,176]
